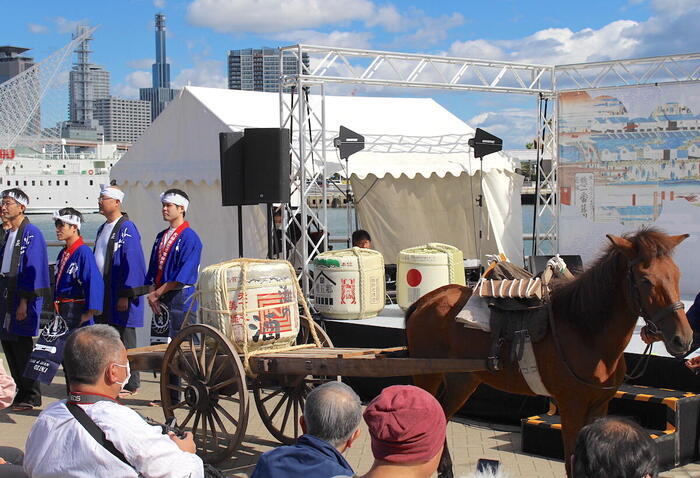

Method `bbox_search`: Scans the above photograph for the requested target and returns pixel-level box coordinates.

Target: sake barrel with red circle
[313,247,385,319]
[397,243,466,310]
[198,259,300,353]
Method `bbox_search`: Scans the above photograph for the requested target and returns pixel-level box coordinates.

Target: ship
[0,140,124,213]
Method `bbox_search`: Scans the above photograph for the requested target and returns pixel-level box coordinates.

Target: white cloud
[114,71,152,99]
[187,0,374,34]
[469,108,537,150]
[27,23,48,34]
[54,17,88,35]
[397,12,464,47]
[172,59,227,89]
[153,0,166,7]
[448,1,700,66]
[274,30,373,49]
[128,58,154,69]
[365,5,407,32]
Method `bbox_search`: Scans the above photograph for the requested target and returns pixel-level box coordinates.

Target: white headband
[53,211,82,229]
[99,184,125,202]
[2,191,28,207]
[160,192,189,211]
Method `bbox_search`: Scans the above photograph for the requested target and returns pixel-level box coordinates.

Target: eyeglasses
[97,196,115,202]
[1,200,18,208]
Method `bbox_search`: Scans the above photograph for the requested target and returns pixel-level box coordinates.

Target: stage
[319,301,700,422]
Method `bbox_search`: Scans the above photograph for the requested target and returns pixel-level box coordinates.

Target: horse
[405,229,692,477]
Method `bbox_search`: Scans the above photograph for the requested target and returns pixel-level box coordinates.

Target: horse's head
[607,230,692,358]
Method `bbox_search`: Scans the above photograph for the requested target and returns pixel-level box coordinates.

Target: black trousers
[0,446,27,478]
[0,336,41,406]
[113,324,141,391]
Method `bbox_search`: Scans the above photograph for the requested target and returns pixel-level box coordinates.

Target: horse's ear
[606,234,636,259]
[669,234,689,248]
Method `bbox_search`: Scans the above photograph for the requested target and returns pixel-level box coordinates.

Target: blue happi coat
[145,226,202,288]
[0,219,50,337]
[55,241,104,317]
[95,217,147,327]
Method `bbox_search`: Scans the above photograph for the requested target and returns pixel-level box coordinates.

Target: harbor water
[29,204,550,261]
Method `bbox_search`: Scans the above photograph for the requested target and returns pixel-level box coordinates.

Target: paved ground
[2,353,700,477]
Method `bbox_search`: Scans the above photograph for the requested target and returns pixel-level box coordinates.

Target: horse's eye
[641,277,653,286]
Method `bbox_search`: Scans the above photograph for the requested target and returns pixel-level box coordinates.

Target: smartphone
[476,458,500,473]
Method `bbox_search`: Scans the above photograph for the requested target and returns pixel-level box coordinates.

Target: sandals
[148,400,162,407]
[118,389,139,399]
[11,402,35,411]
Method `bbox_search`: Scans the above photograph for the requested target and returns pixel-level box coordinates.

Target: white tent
[111,86,522,269]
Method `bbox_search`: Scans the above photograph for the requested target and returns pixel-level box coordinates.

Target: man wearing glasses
[0,188,50,411]
[93,184,147,397]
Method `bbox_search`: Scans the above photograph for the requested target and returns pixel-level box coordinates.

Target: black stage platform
[319,302,700,423]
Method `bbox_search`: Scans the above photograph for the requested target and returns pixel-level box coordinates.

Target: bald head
[64,325,124,386]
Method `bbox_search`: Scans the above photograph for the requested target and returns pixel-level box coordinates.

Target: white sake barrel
[397,243,466,310]
[313,247,385,319]
[198,259,300,353]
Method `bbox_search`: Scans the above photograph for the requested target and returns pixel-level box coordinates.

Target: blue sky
[6,0,700,148]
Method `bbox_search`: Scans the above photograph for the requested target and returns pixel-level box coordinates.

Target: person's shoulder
[34,400,70,422]
[23,223,45,239]
[182,226,201,241]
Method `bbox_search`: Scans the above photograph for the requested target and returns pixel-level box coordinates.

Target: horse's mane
[550,228,678,332]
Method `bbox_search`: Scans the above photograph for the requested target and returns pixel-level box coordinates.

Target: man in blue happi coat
[145,188,202,338]
[93,184,147,396]
[0,188,50,411]
[251,381,362,478]
[145,189,202,405]
[24,208,104,387]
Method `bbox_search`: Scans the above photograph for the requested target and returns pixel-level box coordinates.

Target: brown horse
[405,229,692,477]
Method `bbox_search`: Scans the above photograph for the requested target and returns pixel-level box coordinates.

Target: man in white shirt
[24,324,203,478]
[92,185,147,397]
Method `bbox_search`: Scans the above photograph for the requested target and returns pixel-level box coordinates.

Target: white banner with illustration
[557,84,700,298]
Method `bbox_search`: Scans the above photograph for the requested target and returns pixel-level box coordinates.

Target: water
[28,213,103,260]
[317,204,554,258]
[29,204,554,261]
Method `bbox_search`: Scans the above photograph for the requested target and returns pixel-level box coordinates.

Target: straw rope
[193,257,322,377]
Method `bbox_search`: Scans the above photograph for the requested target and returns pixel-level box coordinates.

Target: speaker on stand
[219,128,291,259]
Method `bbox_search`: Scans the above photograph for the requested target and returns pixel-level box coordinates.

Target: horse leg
[436,372,483,478]
[559,396,611,477]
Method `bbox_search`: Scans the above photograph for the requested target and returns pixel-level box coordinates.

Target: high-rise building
[64,25,109,140]
[0,46,34,84]
[228,48,309,93]
[94,97,151,143]
[140,13,179,121]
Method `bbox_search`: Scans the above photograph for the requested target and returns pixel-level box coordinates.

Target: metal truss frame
[278,45,700,295]
[0,27,96,150]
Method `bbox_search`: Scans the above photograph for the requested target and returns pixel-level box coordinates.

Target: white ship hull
[1,153,119,214]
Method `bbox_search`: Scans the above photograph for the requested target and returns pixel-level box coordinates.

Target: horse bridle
[547,256,685,391]
[627,257,685,336]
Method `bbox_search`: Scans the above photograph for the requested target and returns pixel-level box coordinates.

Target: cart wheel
[161,324,249,464]
[253,316,335,444]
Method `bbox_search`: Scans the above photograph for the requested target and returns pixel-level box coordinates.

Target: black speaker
[219,131,245,206]
[242,128,291,204]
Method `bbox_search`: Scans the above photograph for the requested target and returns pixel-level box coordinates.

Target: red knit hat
[363,385,446,464]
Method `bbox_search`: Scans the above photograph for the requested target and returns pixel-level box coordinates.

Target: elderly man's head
[64,325,129,397]
[301,381,362,452]
[572,416,658,478]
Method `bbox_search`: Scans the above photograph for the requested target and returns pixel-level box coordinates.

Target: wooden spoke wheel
[161,324,249,464]
[253,316,336,444]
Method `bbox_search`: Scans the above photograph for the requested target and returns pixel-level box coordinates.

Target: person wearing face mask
[23,208,103,387]
[24,324,203,478]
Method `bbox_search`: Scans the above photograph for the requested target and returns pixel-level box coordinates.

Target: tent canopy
[111,86,522,269]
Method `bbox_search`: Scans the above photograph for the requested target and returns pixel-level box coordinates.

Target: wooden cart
[127,317,486,464]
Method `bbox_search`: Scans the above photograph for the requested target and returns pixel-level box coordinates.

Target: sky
[5,0,700,148]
